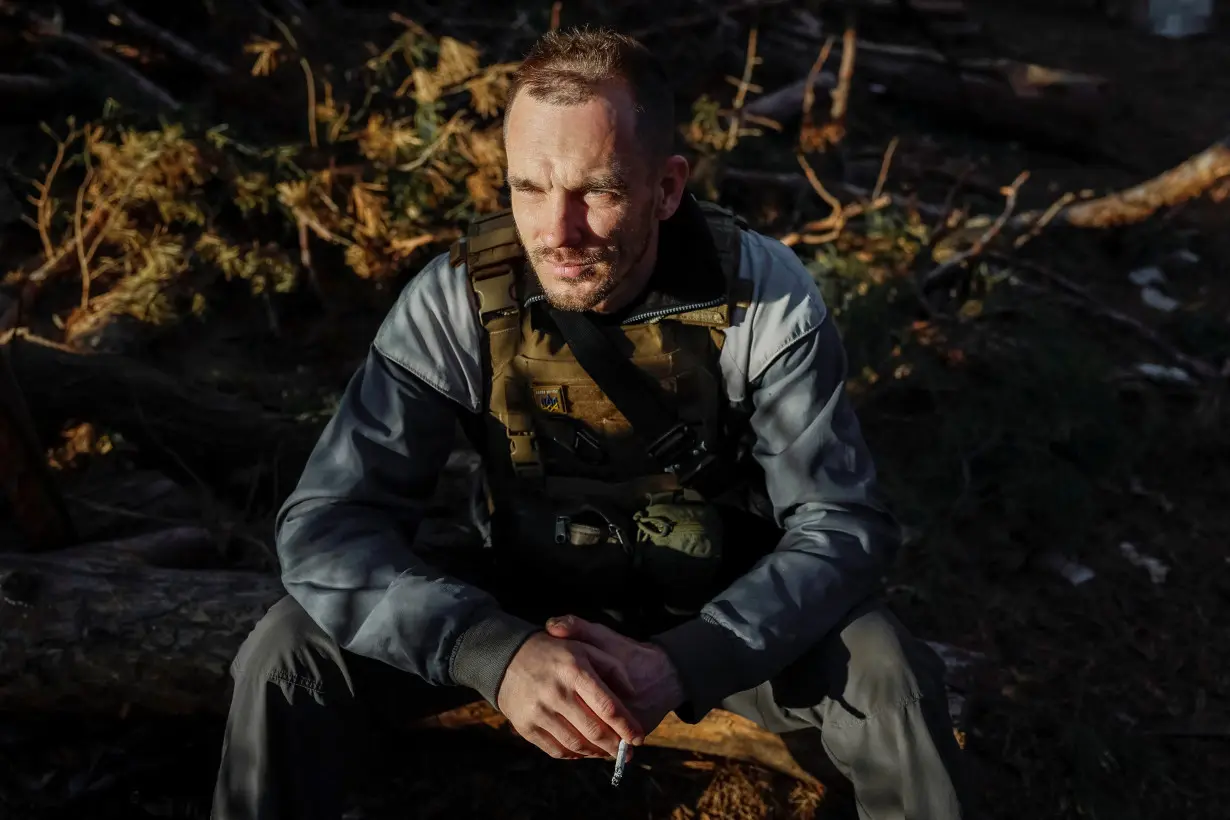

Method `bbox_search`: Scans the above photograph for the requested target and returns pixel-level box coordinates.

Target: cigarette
[611,739,629,786]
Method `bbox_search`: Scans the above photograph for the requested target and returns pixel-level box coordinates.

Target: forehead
[504,85,641,180]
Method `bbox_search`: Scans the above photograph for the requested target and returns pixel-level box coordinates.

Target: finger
[580,644,636,697]
[559,690,624,757]
[573,661,645,745]
[524,726,584,760]
[541,710,610,759]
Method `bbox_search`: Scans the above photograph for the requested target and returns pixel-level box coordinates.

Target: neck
[591,222,659,314]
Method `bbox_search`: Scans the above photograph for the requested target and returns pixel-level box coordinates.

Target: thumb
[545,614,577,637]
[546,614,598,640]
[547,615,625,649]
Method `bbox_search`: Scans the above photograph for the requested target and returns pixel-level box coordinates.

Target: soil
[2,1,1228,819]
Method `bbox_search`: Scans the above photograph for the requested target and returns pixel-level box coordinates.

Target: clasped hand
[494,615,684,760]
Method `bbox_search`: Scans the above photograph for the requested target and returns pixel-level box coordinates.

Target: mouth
[544,260,600,280]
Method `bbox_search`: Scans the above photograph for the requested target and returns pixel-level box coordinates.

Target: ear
[654,154,691,220]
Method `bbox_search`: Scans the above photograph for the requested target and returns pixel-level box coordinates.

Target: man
[212,27,971,820]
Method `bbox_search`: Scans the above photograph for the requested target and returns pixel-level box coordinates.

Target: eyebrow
[507,170,630,193]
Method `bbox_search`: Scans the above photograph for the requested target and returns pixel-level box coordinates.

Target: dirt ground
[2,1,1228,818]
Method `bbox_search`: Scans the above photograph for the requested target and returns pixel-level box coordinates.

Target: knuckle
[592,696,618,720]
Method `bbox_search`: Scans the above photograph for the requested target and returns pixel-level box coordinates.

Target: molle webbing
[451,201,749,501]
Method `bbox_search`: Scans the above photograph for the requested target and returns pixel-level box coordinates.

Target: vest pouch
[632,491,725,614]
[497,495,636,608]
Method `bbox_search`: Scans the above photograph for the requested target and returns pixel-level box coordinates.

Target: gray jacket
[275,227,901,722]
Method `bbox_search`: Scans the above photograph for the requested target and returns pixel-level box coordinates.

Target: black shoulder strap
[548,307,729,496]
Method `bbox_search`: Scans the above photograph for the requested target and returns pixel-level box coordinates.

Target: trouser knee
[833,607,945,718]
[770,603,946,720]
[230,595,354,710]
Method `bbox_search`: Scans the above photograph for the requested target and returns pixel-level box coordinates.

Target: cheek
[586,201,634,243]
[511,197,543,239]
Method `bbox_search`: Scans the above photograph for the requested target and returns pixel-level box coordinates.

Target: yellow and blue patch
[533,385,568,414]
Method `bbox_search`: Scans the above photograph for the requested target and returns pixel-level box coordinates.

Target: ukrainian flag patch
[533,385,568,414]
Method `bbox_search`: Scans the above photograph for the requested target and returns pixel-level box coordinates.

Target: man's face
[504,84,661,312]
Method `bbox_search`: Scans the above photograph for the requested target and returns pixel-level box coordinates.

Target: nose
[541,191,585,249]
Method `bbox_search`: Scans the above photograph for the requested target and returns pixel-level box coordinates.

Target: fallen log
[0,527,835,781]
[762,17,1109,154]
[0,527,283,713]
[422,699,839,787]
[1,523,978,785]
[722,133,1230,234]
[0,329,318,495]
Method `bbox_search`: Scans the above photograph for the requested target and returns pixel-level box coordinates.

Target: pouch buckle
[647,423,720,489]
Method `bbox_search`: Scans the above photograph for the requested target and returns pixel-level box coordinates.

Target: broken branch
[923,171,1029,290]
[1051,136,1230,229]
[9,5,181,111]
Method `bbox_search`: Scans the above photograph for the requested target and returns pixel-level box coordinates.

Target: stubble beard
[527,208,655,313]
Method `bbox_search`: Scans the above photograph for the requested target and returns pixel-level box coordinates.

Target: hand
[545,615,685,736]
[496,631,645,761]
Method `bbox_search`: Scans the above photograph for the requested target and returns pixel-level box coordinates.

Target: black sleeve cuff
[651,616,764,724]
[448,611,541,706]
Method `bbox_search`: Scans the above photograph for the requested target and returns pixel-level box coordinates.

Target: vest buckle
[647,422,719,486]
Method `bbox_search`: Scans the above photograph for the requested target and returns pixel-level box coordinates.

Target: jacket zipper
[523,295,725,325]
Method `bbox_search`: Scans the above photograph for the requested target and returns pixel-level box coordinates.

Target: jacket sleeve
[275,344,539,705]
[652,314,902,722]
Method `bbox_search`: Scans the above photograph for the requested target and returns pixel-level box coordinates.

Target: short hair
[505,27,675,160]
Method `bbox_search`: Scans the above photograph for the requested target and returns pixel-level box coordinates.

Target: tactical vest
[450,200,763,618]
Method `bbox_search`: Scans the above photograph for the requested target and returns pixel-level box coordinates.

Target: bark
[1054,135,1230,228]
[0,527,283,713]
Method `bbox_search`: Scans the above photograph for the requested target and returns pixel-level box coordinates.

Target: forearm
[277,348,537,703]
